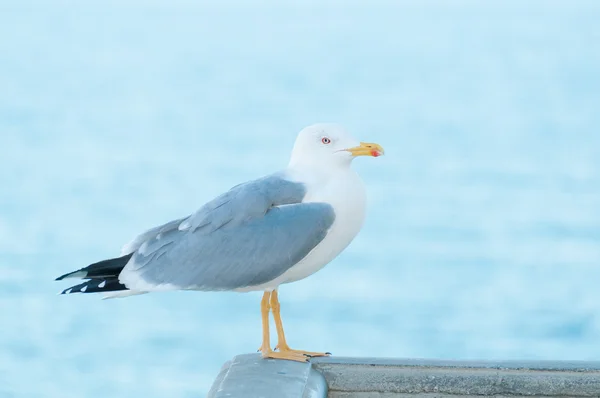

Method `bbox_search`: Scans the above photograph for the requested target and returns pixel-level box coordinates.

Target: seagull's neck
[284,162,365,211]
[285,162,354,186]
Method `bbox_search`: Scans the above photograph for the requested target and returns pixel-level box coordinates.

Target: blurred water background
[1,1,599,397]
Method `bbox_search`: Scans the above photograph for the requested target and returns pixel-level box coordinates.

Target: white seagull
[56,123,384,362]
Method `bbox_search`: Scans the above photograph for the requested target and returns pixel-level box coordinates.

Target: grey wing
[119,173,306,255]
[120,217,187,255]
[117,173,335,291]
[118,202,335,291]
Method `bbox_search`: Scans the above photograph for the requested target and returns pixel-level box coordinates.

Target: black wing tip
[55,270,86,281]
[59,278,129,295]
[55,253,134,282]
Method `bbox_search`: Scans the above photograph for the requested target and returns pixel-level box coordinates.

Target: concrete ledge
[208,354,327,398]
[208,354,600,397]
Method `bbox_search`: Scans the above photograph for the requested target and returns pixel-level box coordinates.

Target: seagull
[56,123,384,362]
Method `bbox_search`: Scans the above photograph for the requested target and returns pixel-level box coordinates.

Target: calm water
[1,1,599,397]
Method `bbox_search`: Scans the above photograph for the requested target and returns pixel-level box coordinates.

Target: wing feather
[120,203,335,291]
[116,174,335,291]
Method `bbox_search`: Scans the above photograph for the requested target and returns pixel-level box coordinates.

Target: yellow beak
[345,142,385,157]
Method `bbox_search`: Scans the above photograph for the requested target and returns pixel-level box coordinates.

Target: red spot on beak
[371,150,381,157]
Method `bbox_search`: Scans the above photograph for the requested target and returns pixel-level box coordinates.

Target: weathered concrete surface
[330,395,580,398]
[209,354,600,398]
[208,353,326,398]
[312,357,600,397]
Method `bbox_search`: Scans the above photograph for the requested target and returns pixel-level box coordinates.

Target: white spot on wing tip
[98,281,106,288]
[64,288,72,295]
[80,285,88,292]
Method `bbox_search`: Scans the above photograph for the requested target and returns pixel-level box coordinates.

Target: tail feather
[55,253,134,281]
[60,278,127,295]
[102,290,148,300]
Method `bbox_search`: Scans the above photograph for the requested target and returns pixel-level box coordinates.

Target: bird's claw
[262,349,310,363]
[261,345,330,361]
[275,346,331,358]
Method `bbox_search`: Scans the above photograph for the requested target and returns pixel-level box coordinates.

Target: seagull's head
[288,123,384,170]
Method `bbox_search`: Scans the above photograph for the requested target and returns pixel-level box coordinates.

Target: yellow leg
[259,291,310,362]
[258,291,272,354]
[270,290,331,358]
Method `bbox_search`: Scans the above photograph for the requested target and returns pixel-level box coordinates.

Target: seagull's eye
[321,137,331,145]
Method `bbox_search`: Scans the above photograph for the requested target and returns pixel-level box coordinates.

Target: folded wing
[117,174,336,291]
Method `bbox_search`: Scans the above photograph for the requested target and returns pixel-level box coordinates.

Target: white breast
[239,168,366,292]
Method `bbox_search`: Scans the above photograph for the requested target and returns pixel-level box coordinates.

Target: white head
[288,123,384,170]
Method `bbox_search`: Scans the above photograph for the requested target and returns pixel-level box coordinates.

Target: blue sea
[1,1,599,397]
